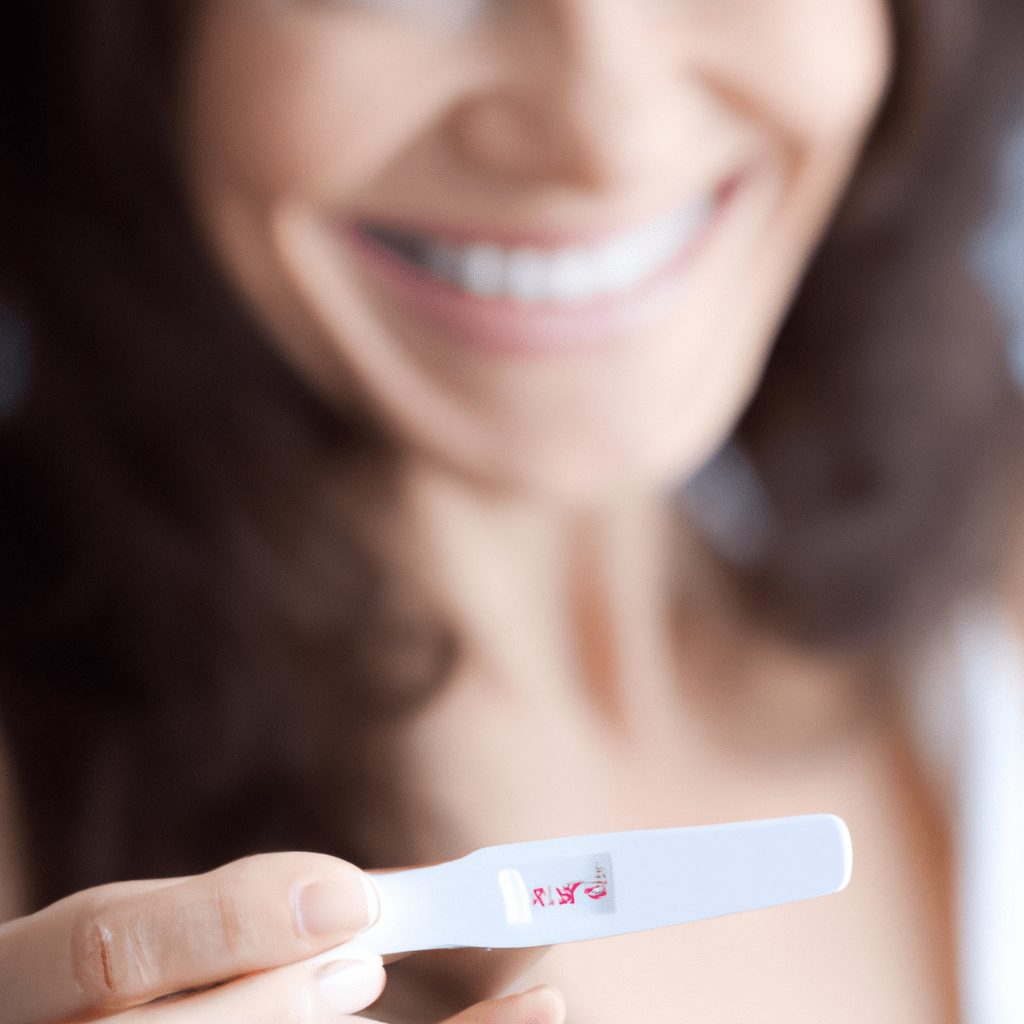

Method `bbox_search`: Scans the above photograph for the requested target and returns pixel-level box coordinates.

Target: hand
[0,851,384,1024]
[109,978,566,1024]
[0,852,565,1024]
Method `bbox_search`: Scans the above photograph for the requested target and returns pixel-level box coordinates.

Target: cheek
[181,0,453,204]
[714,0,892,156]
[789,0,893,143]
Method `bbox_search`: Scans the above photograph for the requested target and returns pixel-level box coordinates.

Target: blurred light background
[969,107,1024,395]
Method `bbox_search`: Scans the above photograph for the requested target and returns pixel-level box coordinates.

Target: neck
[403,459,719,738]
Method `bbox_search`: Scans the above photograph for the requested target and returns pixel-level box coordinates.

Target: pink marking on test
[556,882,582,905]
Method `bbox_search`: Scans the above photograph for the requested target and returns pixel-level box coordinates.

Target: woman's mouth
[361,193,716,306]
[348,173,742,355]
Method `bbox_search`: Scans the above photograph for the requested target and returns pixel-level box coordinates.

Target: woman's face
[179,0,891,500]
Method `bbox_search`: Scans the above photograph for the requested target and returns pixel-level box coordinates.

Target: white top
[938,121,1024,1019]
[910,606,1024,1024]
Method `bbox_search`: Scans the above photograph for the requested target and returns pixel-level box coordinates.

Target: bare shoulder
[0,722,27,923]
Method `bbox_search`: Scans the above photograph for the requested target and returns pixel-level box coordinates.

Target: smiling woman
[177,0,891,495]
[0,0,1023,1023]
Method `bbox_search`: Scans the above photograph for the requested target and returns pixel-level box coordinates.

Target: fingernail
[361,871,381,927]
[295,871,380,938]
[318,953,386,1014]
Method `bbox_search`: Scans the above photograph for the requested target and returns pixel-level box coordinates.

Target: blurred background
[970,110,1024,394]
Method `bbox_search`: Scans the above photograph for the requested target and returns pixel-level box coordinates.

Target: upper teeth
[370,195,715,305]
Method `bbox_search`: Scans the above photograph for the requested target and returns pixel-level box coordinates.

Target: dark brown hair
[734,0,1024,639]
[0,0,1022,911]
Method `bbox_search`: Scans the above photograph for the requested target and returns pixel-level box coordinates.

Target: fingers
[108,961,562,1024]
[109,945,387,1024]
[374,945,552,1021]
[442,986,567,1024]
[0,852,379,1024]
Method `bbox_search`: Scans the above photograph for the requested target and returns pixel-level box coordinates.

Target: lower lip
[348,174,743,358]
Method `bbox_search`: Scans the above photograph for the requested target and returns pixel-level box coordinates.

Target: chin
[456,431,715,506]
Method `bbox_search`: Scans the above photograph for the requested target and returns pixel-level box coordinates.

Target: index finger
[0,852,379,1024]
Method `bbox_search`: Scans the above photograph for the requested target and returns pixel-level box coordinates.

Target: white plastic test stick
[314,813,852,959]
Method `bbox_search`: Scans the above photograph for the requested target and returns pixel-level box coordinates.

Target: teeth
[370,194,715,305]
[505,249,547,303]
[424,239,461,283]
[462,244,505,298]
[549,247,595,302]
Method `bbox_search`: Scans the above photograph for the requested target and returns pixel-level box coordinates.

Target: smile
[348,171,744,355]
[360,193,718,307]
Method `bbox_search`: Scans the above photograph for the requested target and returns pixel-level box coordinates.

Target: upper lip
[351,170,741,252]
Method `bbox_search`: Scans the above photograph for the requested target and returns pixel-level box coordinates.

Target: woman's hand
[0,850,515,1024]
[0,851,381,1023]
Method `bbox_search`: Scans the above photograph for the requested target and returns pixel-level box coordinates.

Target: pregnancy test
[312,813,851,960]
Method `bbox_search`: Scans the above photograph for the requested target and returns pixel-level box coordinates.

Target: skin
[176,0,893,500]
[0,0,964,1020]
[0,845,566,1024]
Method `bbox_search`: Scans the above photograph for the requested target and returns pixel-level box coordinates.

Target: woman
[0,0,1022,1021]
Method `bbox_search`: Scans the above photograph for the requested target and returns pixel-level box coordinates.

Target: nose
[453,0,692,192]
